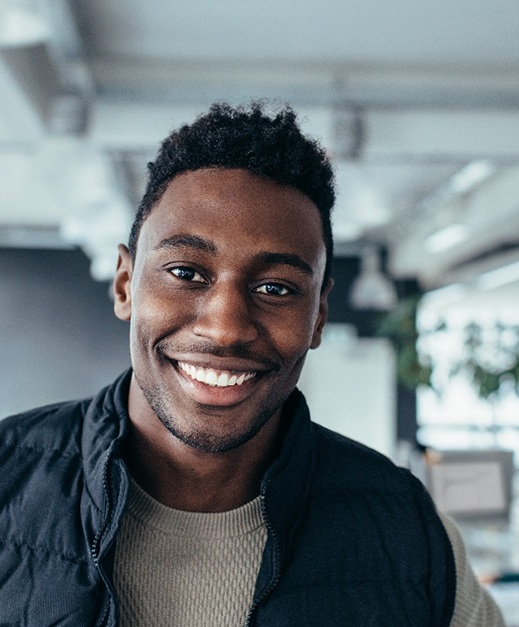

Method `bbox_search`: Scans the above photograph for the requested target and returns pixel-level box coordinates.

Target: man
[0,103,504,625]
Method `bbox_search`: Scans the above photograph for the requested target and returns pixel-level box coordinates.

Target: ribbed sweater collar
[127,478,265,538]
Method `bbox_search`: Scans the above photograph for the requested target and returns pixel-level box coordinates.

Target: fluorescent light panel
[0,1,51,47]
[424,224,469,254]
[449,160,495,195]
[477,260,519,290]
[421,283,468,308]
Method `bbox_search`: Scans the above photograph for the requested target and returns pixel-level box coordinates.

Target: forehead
[138,168,326,269]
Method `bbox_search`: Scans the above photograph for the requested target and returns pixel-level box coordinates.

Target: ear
[310,278,333,349]
[113,244,133,321]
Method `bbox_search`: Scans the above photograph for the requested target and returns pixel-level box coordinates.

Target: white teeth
[206,370,218,386]
[217,373,229,387]
[178,362,256,387]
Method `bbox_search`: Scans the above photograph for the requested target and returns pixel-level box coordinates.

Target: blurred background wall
[0,247,129,416]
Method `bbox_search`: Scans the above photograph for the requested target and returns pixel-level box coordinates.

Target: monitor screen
[423,450,515,523]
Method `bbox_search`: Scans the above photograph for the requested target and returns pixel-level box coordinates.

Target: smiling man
[0,103,504,626]
[118,168,328,475]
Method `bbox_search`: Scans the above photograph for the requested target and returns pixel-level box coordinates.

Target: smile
[177,361,257,387]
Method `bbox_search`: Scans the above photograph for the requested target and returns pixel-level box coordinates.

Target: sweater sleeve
[439,512,505,627]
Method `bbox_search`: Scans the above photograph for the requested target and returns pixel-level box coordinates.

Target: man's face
[114,168,330,453]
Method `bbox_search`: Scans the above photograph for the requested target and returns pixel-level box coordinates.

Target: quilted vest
[0,372,455,626]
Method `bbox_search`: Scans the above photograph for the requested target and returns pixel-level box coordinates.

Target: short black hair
[129,101,335,286]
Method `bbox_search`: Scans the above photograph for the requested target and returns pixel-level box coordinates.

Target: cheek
[269,317,317,365]
[129,316,152,367]
[137,273,195,318]
[129,293,182,355]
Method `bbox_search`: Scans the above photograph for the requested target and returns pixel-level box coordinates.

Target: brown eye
[255,283,291,296]
[170,266,206,283]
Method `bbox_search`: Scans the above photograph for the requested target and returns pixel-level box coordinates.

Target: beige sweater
[113,480,267,626]
[113,480,504,626]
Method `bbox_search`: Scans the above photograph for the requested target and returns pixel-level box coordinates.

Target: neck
[124,379,281,512]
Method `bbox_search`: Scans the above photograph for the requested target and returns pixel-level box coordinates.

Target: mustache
[157,341,281,372]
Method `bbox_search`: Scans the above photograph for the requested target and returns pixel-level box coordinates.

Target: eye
[169,266,206,283]
[254,283,292,297]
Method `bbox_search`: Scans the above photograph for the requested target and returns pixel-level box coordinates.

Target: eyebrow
[154,234,314,276]
[255,252,314,276]
[154,234,216,253]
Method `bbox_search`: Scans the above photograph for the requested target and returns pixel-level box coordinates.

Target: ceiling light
[424,224,469,254]
[477,260,519,290]
[0,0,51,48]
[349,248,398,311]
[448,160,495,195]
[420,283,468,309]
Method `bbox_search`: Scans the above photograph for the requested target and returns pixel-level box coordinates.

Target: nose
[192,282,260,347]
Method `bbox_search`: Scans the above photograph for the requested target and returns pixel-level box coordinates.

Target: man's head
[114,103,336,454]
[128,102,335,288]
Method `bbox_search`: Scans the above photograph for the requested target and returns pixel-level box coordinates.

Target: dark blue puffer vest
[0,370,455,626]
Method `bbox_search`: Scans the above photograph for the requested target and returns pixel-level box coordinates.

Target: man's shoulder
[0,398,91,460]
[0,369,132,452]
[312,421,398,467]
[306,423,447,552]
[310,422,417,493]
[0,397,101,588]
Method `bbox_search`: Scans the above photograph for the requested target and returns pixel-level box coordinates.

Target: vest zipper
[245,493,282,626]
[90,451,114,626]
[90,451,113,564]
[95,597,111,627]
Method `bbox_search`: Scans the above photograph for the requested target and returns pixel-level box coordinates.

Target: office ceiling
[1,0,519,302]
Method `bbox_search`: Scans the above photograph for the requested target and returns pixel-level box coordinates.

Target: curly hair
[129,102,335,286]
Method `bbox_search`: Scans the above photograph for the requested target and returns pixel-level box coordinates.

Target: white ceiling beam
[366,110,519,160]
[89,98,519,162]
[89,100,336,154]
[90,56,519,110]
[88,101,203,152]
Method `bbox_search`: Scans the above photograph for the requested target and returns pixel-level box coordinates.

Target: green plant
[377,296,433,391]
[378,298,519,400]
[449,321,519,399]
